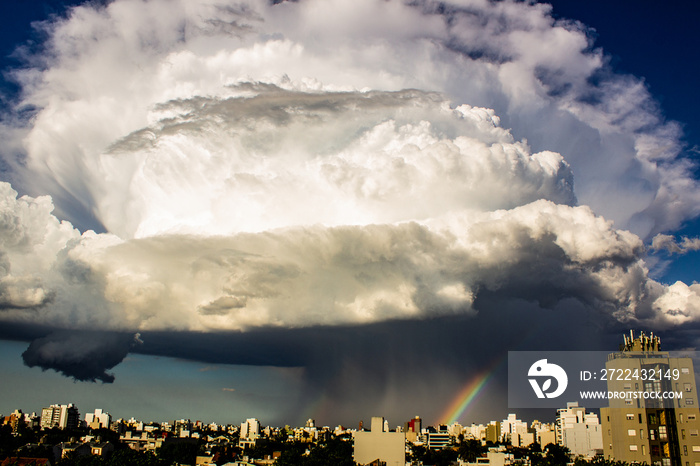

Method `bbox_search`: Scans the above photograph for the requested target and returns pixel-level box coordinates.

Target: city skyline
[4,330,697,466]
[10,398,561,433]
[1,0,699,428]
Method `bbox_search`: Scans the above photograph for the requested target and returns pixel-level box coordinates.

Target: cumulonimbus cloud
[0,0,698,381]
[97,85,575,238]
[0,181,692,332]
[5,0,695,238]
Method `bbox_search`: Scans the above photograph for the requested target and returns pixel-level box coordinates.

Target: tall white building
[85,409,111,429]
[40,404,79,429]
[501,414,531,446]
[238,418,261,449]
[240,418,260,439]
[556,402,603,458]
[467,423,486,441]
[448,422,464,439]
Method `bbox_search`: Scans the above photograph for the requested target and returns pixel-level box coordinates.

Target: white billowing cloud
[95,86,575,238]
[2,0,696,239]
[1,180,698,334]
[0,183,127,329]
[650,282,700,327]
[0,183,79,310]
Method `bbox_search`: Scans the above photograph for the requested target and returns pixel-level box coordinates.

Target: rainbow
[438,359,503,425]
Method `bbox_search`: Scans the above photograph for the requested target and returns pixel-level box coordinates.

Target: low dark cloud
[22,330,140,383]
[131,303,623,425]
[3,299,690,425]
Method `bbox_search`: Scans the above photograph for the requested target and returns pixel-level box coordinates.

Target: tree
[579,457,631,466]
[273,442,307,466]
[408,443,428,463]
[543,443,571,466]
[274,436,354,466]
[156,440,201,466]
[305,437,354,466]
[105,449,163,466]
[458,439,486,462]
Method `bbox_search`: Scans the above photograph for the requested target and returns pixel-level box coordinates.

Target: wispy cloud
[651,234,700,255]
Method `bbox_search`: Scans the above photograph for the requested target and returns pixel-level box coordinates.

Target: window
[660,426,668,440]
[624,383,632,390]
[683,429,687,439]
[688,399,695,406]
[689,415,697,421]
[629,429,637,436]
[693,446,700,453]
[627,414,635,420]
[650,429,656,440]
[690,429,698,437]
[639,414,643,423]
[686,383,692,392]
[640,429,644,439]
[663,459,671,466]
[682,367,690,374]
[630,445,638,451]
[626,399,633,405]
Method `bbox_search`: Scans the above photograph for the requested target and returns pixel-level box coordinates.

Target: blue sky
[546,0,700,285]
[0,0,699,428]
[0,339,305,424]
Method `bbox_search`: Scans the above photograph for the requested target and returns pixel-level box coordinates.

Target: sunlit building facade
[601,332,700,466]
